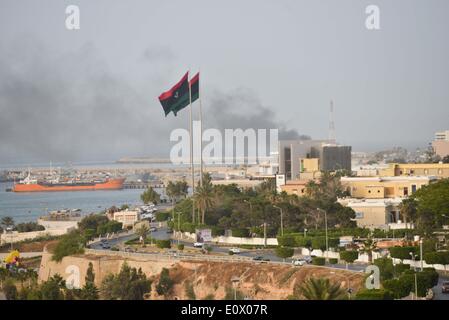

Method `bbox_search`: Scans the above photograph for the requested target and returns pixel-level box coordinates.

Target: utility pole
[273,205,283,236]
[419,238,423,271]
[317,208,328,261]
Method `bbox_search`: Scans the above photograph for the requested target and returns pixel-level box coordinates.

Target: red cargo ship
[13,176,125,192]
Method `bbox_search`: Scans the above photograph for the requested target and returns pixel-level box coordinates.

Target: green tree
[135,225,149,245]
[101,263,151,300]
[339,250,358,265]
[3,279,18,300]
[194,173,214,224]
[80,262,99,300]
[184,281,196,300]
[275,246,294,260]
[156,268,174,298]
[40,274,66,300]
[52,231,85,262]
[1,216,15,229]
[140,186,161,205]
[295,278,346,300]
[399,198,418,228]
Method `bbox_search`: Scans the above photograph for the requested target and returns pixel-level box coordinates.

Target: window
[411,184,417,193]
[355,212,364,219]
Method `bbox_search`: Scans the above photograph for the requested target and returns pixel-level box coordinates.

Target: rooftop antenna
[329,99,336,143]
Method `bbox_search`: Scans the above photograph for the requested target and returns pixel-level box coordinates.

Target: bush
[329,258,338,264]
[14,222,45,233]
[389,246,419,260]
[177,244,184,251]
[311,237,339,251]
[211,226,225,237]
[275,246,294,259]
[231,228,250,238]
[181,222,196,233]
[156,268,174,297]
[383,278,412,299]
[339,250,358,264]
[355,289,393,300]
[424,251,449,265]
[394,263,410,276]
[399,269,439,297]
[312,257,325,266]
[156,240,171,249]
[374,258,394,281]
[52,231,85,262]
[277,235,296,247]
[156,211,170,222]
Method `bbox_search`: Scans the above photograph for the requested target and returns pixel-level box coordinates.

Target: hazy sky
[1,0,448,164]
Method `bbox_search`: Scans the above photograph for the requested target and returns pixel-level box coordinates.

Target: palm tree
[135,225,149,246]
[1,216,15,230]
[140,187,161,205]
[399,198,417,228]
[295,277,346,300]
[359,237,377,264]
[194,184,214,225]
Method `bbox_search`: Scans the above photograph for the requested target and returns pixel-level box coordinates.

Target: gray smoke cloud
[204,88,310,140]
[0,39,307,164]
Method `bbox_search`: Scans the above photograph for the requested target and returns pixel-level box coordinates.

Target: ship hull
[13,178,125,192]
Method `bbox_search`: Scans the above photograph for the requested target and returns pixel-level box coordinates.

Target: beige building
[279,180,310,196]
[379,163,449,178]
[113,210,140,228]
[341,176,437,199]
[339,198,407,229]
[432,130,449,158]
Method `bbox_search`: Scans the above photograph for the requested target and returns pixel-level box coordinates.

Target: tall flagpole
[199,69,203,186]
[189,70,195,224]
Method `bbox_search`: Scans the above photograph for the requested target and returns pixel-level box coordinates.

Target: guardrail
[83,249,363,273]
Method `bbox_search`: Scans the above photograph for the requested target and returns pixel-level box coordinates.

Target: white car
[229,247,241,254]
[193,242,204,248]
[292,259,307,266]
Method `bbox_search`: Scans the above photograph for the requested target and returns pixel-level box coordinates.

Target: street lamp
[410,252,419,300]
[304,228,308,238]
[231,276,240,300]
[273,205,283,236]
[419,238,423,272]
[177,211,181,245]
[317,208,329,261]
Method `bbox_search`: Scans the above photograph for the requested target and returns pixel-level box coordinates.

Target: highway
[90,225,449,300]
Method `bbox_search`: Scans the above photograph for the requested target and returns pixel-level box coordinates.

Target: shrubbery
[156,239,171,249]
[275,246,294,259]
[329,258,338,264]
[231,228,250,238]
[155,211,170,222]
[423,251,449,265]
[339,250,358,263]
[389,246,419,260]
[312,257,325,266]
[355,289,393,300]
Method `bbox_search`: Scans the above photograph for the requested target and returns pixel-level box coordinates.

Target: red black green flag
[189,72,199,103]
[158,72,190,116]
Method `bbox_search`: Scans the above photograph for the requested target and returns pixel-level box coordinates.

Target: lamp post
[304,228,308,238]
[410,252,418,299]
[317,208,328,261]
[177,211,181,245]
[273,205,283,236]
[231,276,240,300]
[419,238,423,272]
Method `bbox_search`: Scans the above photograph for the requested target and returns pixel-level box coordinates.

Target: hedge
[399,269,439,297]
[374,258,394,281]
[329,258,338,264]
[389,246,419,260]
[155,211,170,222]
[312,257,325,266]
[394,263,410,275]
[231,228,250,238]
[339,250,358,263]
[423,251,449,265]
[156,239,171,249]
[177,244,184,251]
[275,246,294,259]
[355,289,393,300]
[311,237,339,251]
[382,279,411,299]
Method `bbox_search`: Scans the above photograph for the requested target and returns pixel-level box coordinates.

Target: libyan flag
[158,72,200,116]
[158,72,190,116]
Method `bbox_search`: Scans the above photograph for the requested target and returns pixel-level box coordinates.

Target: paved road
[433,277,449,300]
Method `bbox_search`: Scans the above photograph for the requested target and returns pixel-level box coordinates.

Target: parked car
[193,242,204,248]
[292,258,307,266]
[149,227,157,232]
[229,247,241,254]
[101,242,111,249]
[442,281,449,294]
[124,246,135,253]
[302,255,313,264]
[253,256,270,262]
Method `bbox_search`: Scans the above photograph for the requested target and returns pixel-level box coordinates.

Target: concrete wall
[1,229,69,245]
[179,232,279,246]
